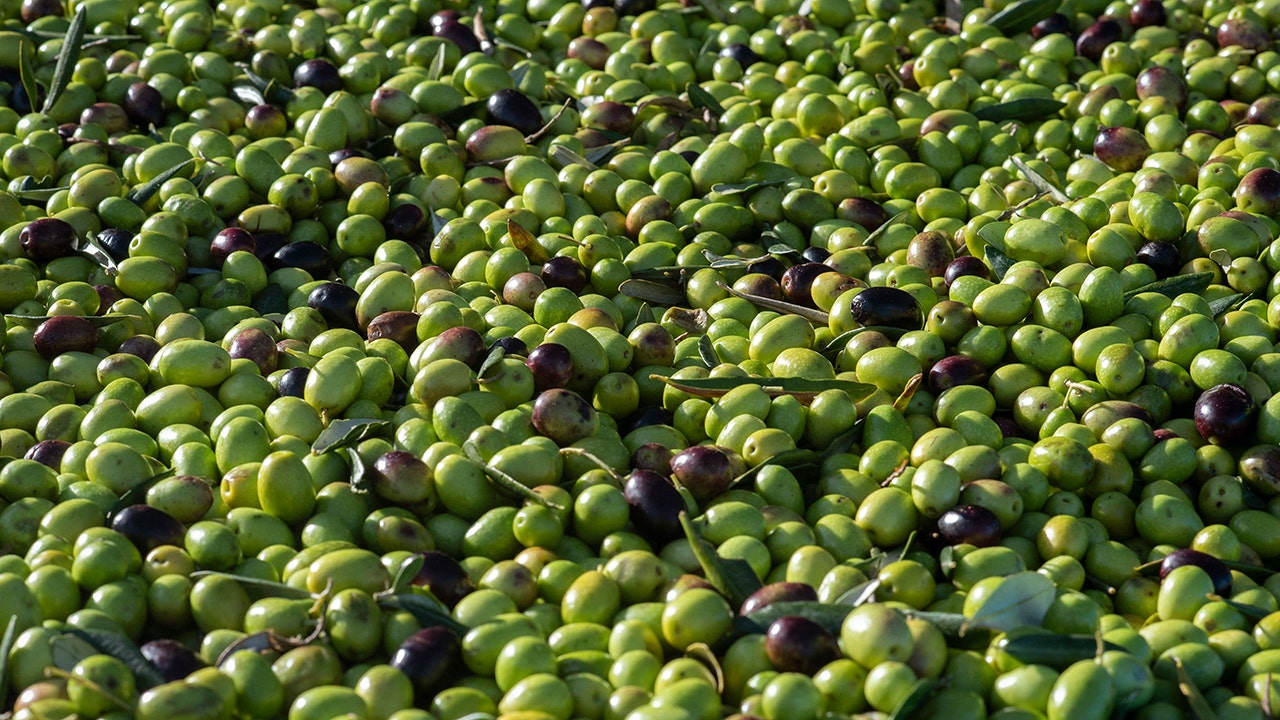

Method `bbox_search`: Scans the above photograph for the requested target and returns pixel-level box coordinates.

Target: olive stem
[524,98,573,145]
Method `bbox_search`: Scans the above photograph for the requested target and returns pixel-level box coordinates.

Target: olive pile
[4,0,1280,716]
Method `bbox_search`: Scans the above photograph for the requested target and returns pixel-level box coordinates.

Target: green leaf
[708,179,784,198]
[550,144,597,170]
[835,577,882,607]
[105,467,175,522]
[887,679,942,720]
[311,418,391,455]
[973,98,1065,123]
[1175,658,1219,720]
[347,447,373,493]
[987,0,1060,34]
[697,335,719,368]
[861,211,910,250]
[984,243,1017,281]
[5,313,139,328]
[231,83,265,106]
[652,374,878,405]
[126,157,197,205]
[619,279,687,306]
[476,345,505,381]
[743,600,850,636]
[78,232,119,273]
[902,610,971,639]
[1010,155,1068,203]
[996,633,1123,668]
[1209,293,1244,318]
[691,0,729,22]
[189,571,316,600]
[583,139,628,165]
[51,633,97,671]
[0,615,17,704]
[428,44,447,81]
[470,449,565,510]
[718,282,830,324]
[390,554,425,595]
[66,628,166,690]
[686,82,725,116]
[1122,271,1216,301]
[18,40,39,115]
[42,5,87,114]
[820,325,909,357]
[377,593,469,635]
[680,512,762,607]
[962,571,1056,634]
[728,449,818,492]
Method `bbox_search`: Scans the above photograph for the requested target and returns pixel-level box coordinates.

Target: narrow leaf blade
[619,279,687,306]
[973,98,1065,123]
[0,615,18,703]
[66,628,166,690]
[42,5,88,114]
[962,571,1056,634]
[377,593,469,635]
[984,243,1016,281]
[311,418,391,455]
[126,158,196,205]
[987,0,1060,34]
[1122,271,1216,301]
[680,512,762,607]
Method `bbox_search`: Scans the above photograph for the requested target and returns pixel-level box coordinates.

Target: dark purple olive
[1248,96,1280,126]
[366,311,420,351]
[993,415,1023,439]
[329,148,367,165]
[372,451,434,505]
[110,504,186,552]
[845,286,922,331]
[1194,383,1257,446]
[937,504,1002,547]
[122,82,165,127]
[271,240,332,278]
[411,551,475,607]
[614,0,653,15]
[531,388,598,445]
[490,336,528,357]
[19,217,77,262]
[836,197,889,231]
[32,315,98,360]
[526,343,574,392]
[118,334,160,362]
[227,327,278,377]
[623,469,686,544]
[1076,19,1122,61]
[765,616,841,675]
[632,443,674,475]
[1030,12,1073,38]
[429,9,462,30]
[1136,241,1180,279]
[1093,126,1150,172]
[1135,66,1187,112]
[1159,548,1231,596]
[383,203,427,241]
[20,0,63,22]
[739,581,819,616]
[95,227,133,260]
[1235,168,1280,216]
[391,627,461,701]
[1128,0,1165,27]
[540,255,588,293]
[678,151,699,164]
[426,326,487,369]
[210,227,257,267]
[140,639,206,682]
[80,102,130,134]
[1153,428,1180,442]
[433,20,481,55]
[580,100,634,134]
[927,355,989,394]
[25,439,70,469]
[619,406,673,435]
[943,255,992,288]
[251,232,288,262]
[293,58,343,94]
[1219,16,1271,52]
[276,366,308,398]
[733,273,783,300]
[487,88,543,136]
[801,246,830,263]
[669,445,734,504]
[779,262,830,307]
[307,282,361,331]
[718,43,759,68]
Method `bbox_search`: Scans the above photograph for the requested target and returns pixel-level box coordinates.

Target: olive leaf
[691,0,729,23]
[820,325,909,358]
[1009,155,1068,203]
[127,158,197,205]
[428,45,447,81]
[996,633,1123,669]
[65,628,166,690]
[507,218,549,264]
[0,615,17,703]
[77,232,119,274]
[680,512,762,607]
[190,571,316,600]
[987,0,1060,34]
[311,418,391,455]
[467,446,564,510]
[1222,558,1276,581]
[686,82,725,116]
[550,145,598,170]
[377,593,469,635]
[345,447,374,493]
[984,243,1017,281]
[708,179,784,198]
[1209,293,1243,318]
[717,282,830,324]
[5,313,139,328]
[860,210,910,250]
[105,466,175,521]
[652,374,877,406]
[835,577,883,607]
[727,448,818,492]
[887,679,942,720]
[476,345,505,382]
[42,5,87,114]
[1208,593,1272,621]
[697,335,719,368]
[1175,658,1218,720]
[1122,271,1216,301]
[389,554,426,595]
[619,279,687,306]
[583,139,628,165]
[231,83,265,106]
[743,600,850,636]
[51,632,97,670]
[902,610,970,639]
[974,98,1065,123]
[17,40,39,114]
[961,571,1056,635]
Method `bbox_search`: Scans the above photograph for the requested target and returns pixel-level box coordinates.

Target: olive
[20,0,63,23]
[227,328,279,377]
[739,582,819,616]
[623,469,686,544]
[489,336,528,357]
[293,58,344,94]
[366,311,420,350]
[383,204,428,241]
[1030,12,1073,38]
[619,405,673,435]
[836,197,889,231]
[719,43,760,68]
[271,241,332,278]
[936,504,1002,547]
[766,616,841,676]
[1093,126,1151,173]
[251,232,288,262]
[845,286,923,331]
[33,315,98,359]
[1135,241,1180,279]
[410,550,474,607]
[669,445,735,503]
[429,9,462,30]
[1193,383,1257,446]
[122,82,165,128]
[210,228,257,267]
[1218,16,1271,53]
[426,326,487,369]
[780,262,829,307]
[927,355,989,394]
[139,640,206,683]
[433,20,481,55]
[96,228,134,261]
[1158,548,1231,596]
[487,88,543,136]
[20,217,77,262]
[1128,0,1165,27]
[110,504,187,553]
[307,282,361,332]
[526,343,574,392]
[276,367,308,398]
[390,627,462,701]
[118,335,161,363]
[632,443,674,475]
[540,256,588,293]
[943,256,992,288]
[1075,18,1122,61]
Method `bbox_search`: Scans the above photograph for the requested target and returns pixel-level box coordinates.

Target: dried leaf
[619,279,687,306]
[663,307,708,334]
[42,5,87,114]
[377,593,469,635]
[65,628,165,690]
[680,512,762,607]
[973,98,1065,123]
[1122,271,1216,301]
[684,643,725,693]
[987,0,1060,34]
[508,218,549,264]
[962,571,1056,635]
[311,418,391,455]
[1175,657,1219,719]
[652,374,877,405]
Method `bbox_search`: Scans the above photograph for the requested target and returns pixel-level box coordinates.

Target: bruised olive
[1159,548,1231,596]
[366,311,420,350]
[632,443,674,475]
[526,343,574,392]
[937,504,1002,547]
[1093,126,1150,173]
[391,627,461,701]
[487,88,543,136]
[1194,383,1257,446]
[845,286,922,331]
[623,469,686,544]
[836,197,889,231]
[927,355,988,394]
[227,328,278,377]
[669,445,734,503]
[1240,445,1280,495]
[411,550,474,607]
[1075,18,1122,61]
[1218,16,1271,52]
[25,439,70,469]
[20,217,77,262]
[765,615,841,675]
[118,335,161,363]
[307,282,361,331]
[110,504,187,553]
[140,639,206,682]
[33,315,98,359]
[372,451,433,506]
[426,326,487,369]
[739,582,819,616]
[531,387,598,445]
[293,58,343,94]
